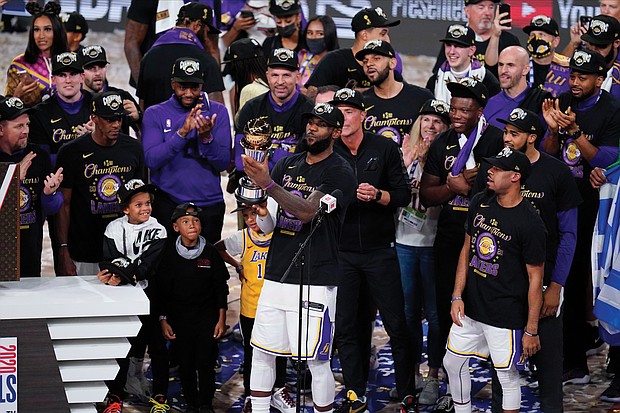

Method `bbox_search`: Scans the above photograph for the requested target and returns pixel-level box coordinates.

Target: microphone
[319,189,343,214]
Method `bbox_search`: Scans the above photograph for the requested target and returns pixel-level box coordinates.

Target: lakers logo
[509,108,527,121]
[57,52,77,66]
[19,188,29,210]
[5,97,23,109]
[83,45,103,58]
[335,88,355,101]
[531,15,551,26]
[314,103,334,114]
[448,24,467,38]
[590,19,609,36]
[101,178,119,199]
[276,0,296,10]
[563,140,581,165]
[179,59,200,75]
[572,51,591,67]
[102,94,122,110]
[477,234,497,260]
[429,99,449,114]
[365,39,382,49]
[274,48,294,62]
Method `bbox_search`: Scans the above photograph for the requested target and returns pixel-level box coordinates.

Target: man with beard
[483,46,551,128]
[472,108,581,413]
[581,15,620,99]
[419,78,503,408]
[241,102,356,413]
[262,0,303,55]
[136,2,224,110]
[329,88,413,412]
[55,91,145,276]
[356,40,432,147]
[142,57,231,242]
[81,45,142,136]
[235,48,314,173]
[541,48,620,385]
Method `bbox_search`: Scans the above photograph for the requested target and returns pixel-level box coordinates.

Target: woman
[298,15,339,88]
[5,2,68,107]
[396,99,450,406]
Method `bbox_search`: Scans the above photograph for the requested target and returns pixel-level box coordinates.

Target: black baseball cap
[98,257,137,286]
[302,103,344,128]
[171,202,203,223]
[483,147,531,181]
[581,15,620,46]
[351,7,400,33]
[171,57,205,84]
[177,1,221,34]
[465,0,500,4]
[497,108,543,138]
[0,97,28,121]
[440,24,475,47]
[61,11,88,36]
[354,40,395,60]
[223,38,264,63]
[51,52,83,75]
[81,45,109,68]
[117,179,156,205]
[330,88,365,110]
[570,49,607,75]
[419,99,451,124]
[447,77,489,107]
[523,15,559,36]
[91,91,130,119]
[269,0,300,16]
[267,47,298,70]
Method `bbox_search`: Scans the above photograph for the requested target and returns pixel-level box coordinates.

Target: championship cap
[171,202,203,223]
[464,0,500,4]
[351,7,400,33]
[91,91,130,119]
[51,52,83,75]
[496,108,543,138]
[569,49,607,75]
[267,48,298,70]
[581,15,620,45]
[117,179,156,205]
[329,88,365,111]
[269,0,301,17]
[302,103,344,128]
[61,11,88,36]
[354,40,396,60]
[177,1,220,34]
[81,45,109,68]
[440,24,475,47]
[523,15,559,36]
[0,97,28,121]
[223,38,264,63]
[171,57,205,84]
[98,257,137,285]
[447,77,489,107]
[483,147,531,181]
[419,99,451,124]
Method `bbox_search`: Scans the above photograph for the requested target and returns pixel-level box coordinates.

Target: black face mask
[306,38,326,54]
[277,23,297,38]
[527,36,552,59]
[298,134,332,154]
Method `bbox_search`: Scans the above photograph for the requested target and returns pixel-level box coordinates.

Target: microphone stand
[279,209,329,413]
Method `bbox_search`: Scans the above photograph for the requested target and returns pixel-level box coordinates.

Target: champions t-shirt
[305,48,373,90]
[56,133,145,262]
[464,190,546,329]
[265,152,356,286]
[362,83,433,146]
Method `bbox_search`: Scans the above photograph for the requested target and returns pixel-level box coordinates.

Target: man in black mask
[581,14,620,99]
[262,0,303,56]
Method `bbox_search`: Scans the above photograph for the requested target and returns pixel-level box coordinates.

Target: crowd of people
[1,0,620,412]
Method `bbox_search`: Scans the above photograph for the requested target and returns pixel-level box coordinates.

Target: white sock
[251,395,270,413]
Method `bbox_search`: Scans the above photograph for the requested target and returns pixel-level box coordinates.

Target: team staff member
[357,40,432,146]
[142,57,231,243]
[241,103,356,413]
[420,78,504,366]
[445,147,546,413]
[0,97,63,277]
[580,15,620,99]
[56,91,145,276]
[330,88,413,411]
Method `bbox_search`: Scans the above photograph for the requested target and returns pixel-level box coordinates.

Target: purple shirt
[483,88,530,129]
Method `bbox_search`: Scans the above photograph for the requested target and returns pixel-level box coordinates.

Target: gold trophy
[236,118,272,204]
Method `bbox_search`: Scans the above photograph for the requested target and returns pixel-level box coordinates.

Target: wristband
[159,315,167,322]
[263,180,276,191]
[524,330,538,337]
[451,296,462,303]
[235,265,243,274]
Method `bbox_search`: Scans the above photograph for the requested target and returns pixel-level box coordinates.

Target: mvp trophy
[236,118,272,204]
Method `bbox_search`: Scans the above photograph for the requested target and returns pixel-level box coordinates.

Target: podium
[0,276,149,413]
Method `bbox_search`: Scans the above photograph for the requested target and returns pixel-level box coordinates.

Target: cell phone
[580,15,592,28]
[240,10,255,20]
[498,3,511,27]
[16,70,34,84]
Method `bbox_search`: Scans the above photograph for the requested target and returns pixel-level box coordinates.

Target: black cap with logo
[354,40,396,60]
[171,202,203,223]
[267,48,298,70]
[484,147,532,181]
[91,91,130,119]
[419,99,451,124]
[177,1,220,34]
[440,24,475,47]
[269,0,301,16]
[497,108,543,138]
[569,49,607,75]
[581,15,620,46]
[52,52,83,75]
[81,45,109,68]
[351,6,400,33]
[302,103,344,128]
[117,179,156,205]
[171,57,205,84]
[223,38,264,63]
[523,15,559,36]
[330,88,365,111]
[0,97,28,121]
[61,11,88,36]
[447,77,489,107]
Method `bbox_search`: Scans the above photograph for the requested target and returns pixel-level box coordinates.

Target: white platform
[0,276,149,411]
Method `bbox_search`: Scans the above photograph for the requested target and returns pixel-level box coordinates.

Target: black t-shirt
[305,48,371,89]
[56,133,145,262]
[423,126,504,241]
[464,190,546,329]
[266,152,356,286]
[28,93,93,158]
[362,83,433,146]
[137,43,225,109]
[532,61,550,89]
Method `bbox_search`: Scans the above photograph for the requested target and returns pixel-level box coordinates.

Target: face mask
[298,134,332,154]
[527,36,552,59]
[277,23,297,38]
[306,38,326,54]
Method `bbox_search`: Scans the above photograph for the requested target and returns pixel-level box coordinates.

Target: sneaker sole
[601,395,620,403]
[563,375,591,385]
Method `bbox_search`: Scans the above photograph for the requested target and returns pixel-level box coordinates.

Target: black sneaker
[336,390,368,413]
[601,377,620,403]
[562,368,591,385]
[431,395,454,413]
[103,393,123,413]
[400,394,419,413]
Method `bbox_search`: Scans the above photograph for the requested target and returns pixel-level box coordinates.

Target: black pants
[491,311,564,413]
[334,248,414,398]
[239,315,287,396]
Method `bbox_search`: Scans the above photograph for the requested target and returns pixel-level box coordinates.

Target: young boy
[96,179,169,413]
[157,203,229,413]
[215,202,294,413]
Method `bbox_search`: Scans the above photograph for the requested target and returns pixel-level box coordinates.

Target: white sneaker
[270,387,296,413]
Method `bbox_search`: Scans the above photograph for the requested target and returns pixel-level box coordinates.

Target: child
[215,202,294,413]
[96,179,169,413]
[157,203,229,413]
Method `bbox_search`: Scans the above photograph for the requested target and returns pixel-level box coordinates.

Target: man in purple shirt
[142,57,231,243]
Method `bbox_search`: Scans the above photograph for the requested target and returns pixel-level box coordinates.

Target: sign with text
[0,337,17,413]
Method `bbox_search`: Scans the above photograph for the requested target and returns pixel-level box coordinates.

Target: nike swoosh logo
[82,153,94,159]
[287,165,296,169]
[365,105,375,111]
[164,128,172,133]
[480,203,490,208]
[446,144,458,150]
[51,118,62,124]
[347,68,357,72]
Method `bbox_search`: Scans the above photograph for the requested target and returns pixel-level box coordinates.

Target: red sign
[507,0,554,27]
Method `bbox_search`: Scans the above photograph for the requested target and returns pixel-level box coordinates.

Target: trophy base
[235,176,268,205]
